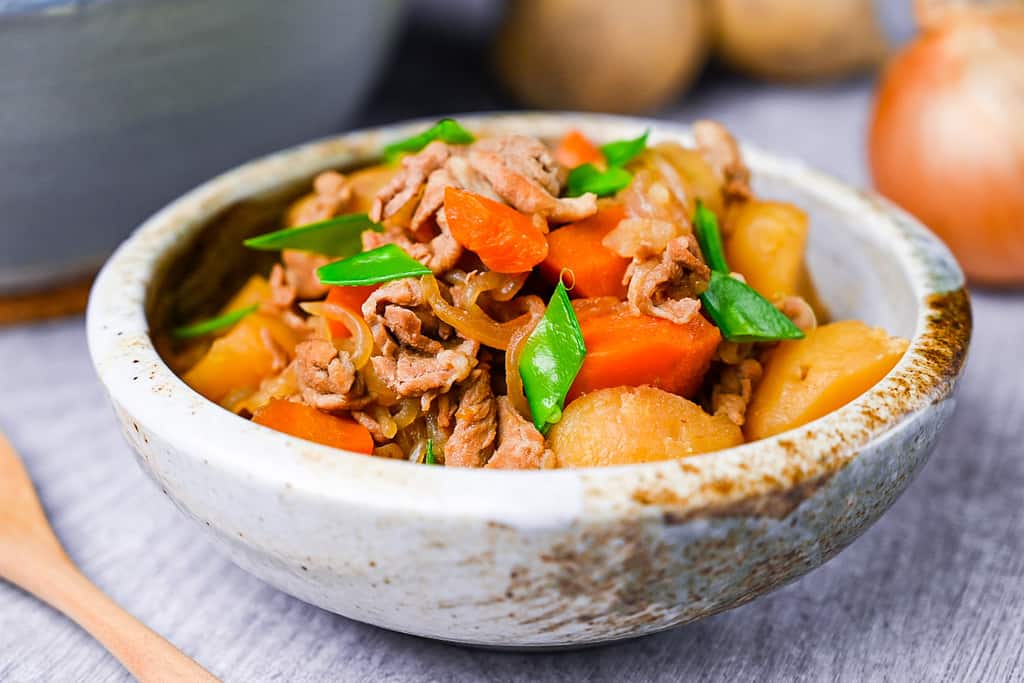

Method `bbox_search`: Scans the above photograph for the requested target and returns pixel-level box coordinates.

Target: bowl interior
[147,130,920,349]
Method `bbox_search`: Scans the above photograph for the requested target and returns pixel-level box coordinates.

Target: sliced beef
[371,140,451,223]
[711,357,763,427]
[624,235,710,325]
[259,327,290,373]
[444,368,497,468]
[369,134,598,258]
[361,216,463,275]
[370,339,478,398]
[352,409,389,443]
[268,250,330,308]
[289,170,352,226]
[294,338,370,412]
[693,120,752,205]
[485,397,550,470]
[412,154,500,232]
[382,305,443,354]
[603,216,681,261]
[268,264,296,309]
[469,135,597,223]
[362,278,446,355]
[283,250,330,300]
[363,278,479,398]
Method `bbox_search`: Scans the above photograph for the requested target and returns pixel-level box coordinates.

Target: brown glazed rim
[86,113,972,524]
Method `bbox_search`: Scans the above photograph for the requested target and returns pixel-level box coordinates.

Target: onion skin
[869,5,1024,285]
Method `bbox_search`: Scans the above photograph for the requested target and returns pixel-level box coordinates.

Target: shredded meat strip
[371,140,451,224]
[351,410,388,443]
[368,135,598,271]
[289,170,353,226]
[468,135,597,223]
[370,340,478,398]
[294,338,370,412]
[602,217,680,261]
[284,250,329,300]
[363,278,449,355]
[624,235,710,325]
[361,213,463,275]
[269,250,330,308]
[412,154,500,232]
[693,120,752,205]
[485,397,550,470]
[362,278,479,398]
[269,264,296,309]
[711,357,764,427]
[259,328,289,373]
[444,368,497,468]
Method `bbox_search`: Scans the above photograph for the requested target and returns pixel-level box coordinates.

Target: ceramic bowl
[86,113,971,648]
[0,0,402,292]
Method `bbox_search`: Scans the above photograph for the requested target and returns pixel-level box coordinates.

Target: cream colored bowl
[87,114,970,648]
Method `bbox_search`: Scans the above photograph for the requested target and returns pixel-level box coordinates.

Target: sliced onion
[421,276,540,350]
[391,398,421,429]
[372,404,398,440]
[359,362,399,407]
[504,312,541,421]
[227,363,299,415]
[299,301,374,369]
[374,444,406,460]
[407,438,429,464]
[395,418,427,460]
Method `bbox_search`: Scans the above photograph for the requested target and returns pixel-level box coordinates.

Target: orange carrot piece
[555,130,604,169]
[252,399,374,454]
[443,187,549,273]
[538,204,629,299]
[567,301,722,402]
[324,285,378,338]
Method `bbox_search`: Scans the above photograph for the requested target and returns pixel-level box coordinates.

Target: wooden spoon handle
[17,559,219,682]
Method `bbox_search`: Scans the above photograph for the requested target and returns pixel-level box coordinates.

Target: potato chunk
[549,386,743,467]
[183,312,301,405]
[725,200,809,301]
[745,320,909,440]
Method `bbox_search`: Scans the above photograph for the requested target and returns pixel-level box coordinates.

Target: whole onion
[869,0,1024,285]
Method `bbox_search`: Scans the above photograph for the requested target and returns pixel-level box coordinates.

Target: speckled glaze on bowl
[86,113,971,648]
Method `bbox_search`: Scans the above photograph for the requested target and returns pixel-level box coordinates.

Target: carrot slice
[568,300,722,402]
[252,399,374,454]
[555,130,604,169]
[324,285,378,338]
[443,187,549,273]
[538,204,629,299]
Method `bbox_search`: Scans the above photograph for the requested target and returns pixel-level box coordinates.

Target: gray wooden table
[2,19,1023,681]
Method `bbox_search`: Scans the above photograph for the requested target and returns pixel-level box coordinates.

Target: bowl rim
[86,112,971,525]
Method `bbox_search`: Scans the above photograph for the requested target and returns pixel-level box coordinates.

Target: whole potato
[495,0,710,113]
[549,386,743,468]
[712,0,888,81]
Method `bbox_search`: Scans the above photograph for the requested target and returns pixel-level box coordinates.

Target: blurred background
[2,0,1019,321]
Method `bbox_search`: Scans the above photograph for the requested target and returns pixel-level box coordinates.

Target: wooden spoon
[0,432,219,682]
